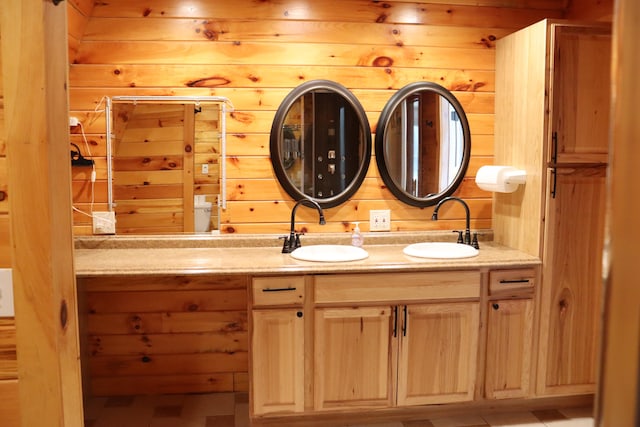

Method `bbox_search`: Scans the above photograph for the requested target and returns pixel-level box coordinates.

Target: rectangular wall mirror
[107,96,231,235]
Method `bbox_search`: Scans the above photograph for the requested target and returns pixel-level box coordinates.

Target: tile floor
[83,392,594,427]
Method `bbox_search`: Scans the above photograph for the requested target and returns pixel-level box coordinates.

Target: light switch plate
[370,209,391,232]
[0,269,14,318]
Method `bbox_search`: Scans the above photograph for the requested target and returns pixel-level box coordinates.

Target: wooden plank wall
[67,0,96,62]
[565,0,614,21]
[80,275,249,395]
[113,103,190,234]
[0,27,20,427]
[67,0,567,236]
[0,32,9,266]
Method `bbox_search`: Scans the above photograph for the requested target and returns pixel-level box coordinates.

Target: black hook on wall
[52,0,65,5]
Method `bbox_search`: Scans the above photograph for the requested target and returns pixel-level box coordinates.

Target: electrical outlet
[201,163,209,174]
[92,211,116,234]
[370,209,391,232]
[69,116,79,127]
[0,269,14,318]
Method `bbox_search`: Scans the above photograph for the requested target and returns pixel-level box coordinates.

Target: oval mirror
[270,80,372,208]
[375,82,471,207]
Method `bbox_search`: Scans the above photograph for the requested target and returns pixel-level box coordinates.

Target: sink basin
[290,245,369,262]
[403,242,479,259]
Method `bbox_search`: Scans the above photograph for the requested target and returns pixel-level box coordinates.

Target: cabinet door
[538,167,606,395]
[397,302,479,406]
[550,25,611,164]
[485,298,534,399]
[314,306,394,410]
[251,309,304,415]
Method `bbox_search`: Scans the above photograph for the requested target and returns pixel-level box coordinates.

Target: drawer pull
[499,279,530,284]
[402,306,408,337]
[262,286,297,292]
[393,306,398,337]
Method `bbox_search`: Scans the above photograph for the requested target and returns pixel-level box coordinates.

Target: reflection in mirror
[270,80,371,208]
[375,82,470,207]
[108,97,230,234]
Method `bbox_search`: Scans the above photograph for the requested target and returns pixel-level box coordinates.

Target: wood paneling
[492,19,548,256]
[565,0,614,21]
[88,0,561,27]
[597,0,640,423]
[113,103,188,233]
[0,29,9,266]
[67,1,564,235]
[80,275,249,395]
[0,26,17,427]
[67,0,96,61]
[92,373,235,396]
[83,19,512,47]
[0,379,19,427]
[75,42,497,70]
[3,1,84,425]
[0,320,17,380]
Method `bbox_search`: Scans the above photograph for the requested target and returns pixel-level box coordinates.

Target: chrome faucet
[281,198,326,253]
[431,196,479,249]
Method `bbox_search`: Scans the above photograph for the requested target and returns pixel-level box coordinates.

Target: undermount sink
[403,242,479,259]
[290,245,369,262]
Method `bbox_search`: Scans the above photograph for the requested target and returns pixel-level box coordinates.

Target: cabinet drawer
[252,276,305,307]
[489,269,536,297]
[315,271,480,304]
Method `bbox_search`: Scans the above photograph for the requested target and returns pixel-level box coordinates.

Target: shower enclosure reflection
[270,80,371,208]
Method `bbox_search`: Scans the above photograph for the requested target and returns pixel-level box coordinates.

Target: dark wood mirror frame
[269,80,372,208]
[375,82,471,207]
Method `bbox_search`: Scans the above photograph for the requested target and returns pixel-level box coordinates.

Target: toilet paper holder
[475,165,527,193]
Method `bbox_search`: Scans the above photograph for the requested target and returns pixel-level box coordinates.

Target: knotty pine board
[81,274,249,395]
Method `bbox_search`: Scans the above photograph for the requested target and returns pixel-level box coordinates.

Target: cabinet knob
[296,311,303,318]
[492,303,500,310]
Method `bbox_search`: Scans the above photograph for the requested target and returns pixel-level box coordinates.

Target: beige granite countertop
[74,232,540,277]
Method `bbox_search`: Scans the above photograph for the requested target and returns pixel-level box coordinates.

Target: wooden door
[251,309,304,415]
[314,306,394,410]
[396,302,479,406]
[550,25,611,164]
[485,298,534,399]
[538,166,606,395]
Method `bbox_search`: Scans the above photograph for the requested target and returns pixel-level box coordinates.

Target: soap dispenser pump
[351,222,364,247]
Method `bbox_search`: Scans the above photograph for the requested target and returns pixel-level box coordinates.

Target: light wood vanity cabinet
[313,271,481,410]
[538,169,605,394]
[549,25,611,164]
[314,305,395,409]
[495,19,609,396]
[396,302,479,406]
[250,276,305,415]
[485,268,536,400]
[250,267,549,418]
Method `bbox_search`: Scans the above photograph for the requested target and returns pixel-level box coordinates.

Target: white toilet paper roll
[475,165,526,193]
